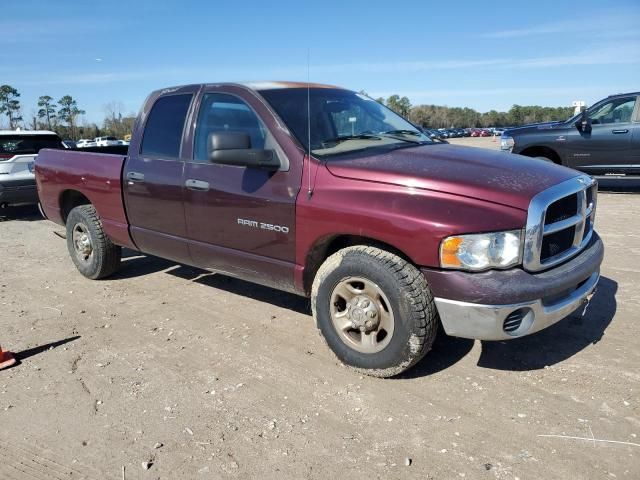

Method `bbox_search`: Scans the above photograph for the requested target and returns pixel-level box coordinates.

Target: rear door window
[140,94,193,159]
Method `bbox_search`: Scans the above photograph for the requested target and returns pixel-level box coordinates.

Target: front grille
[541,226,575,261]
[523,175,597,272]
[545,193,577,225]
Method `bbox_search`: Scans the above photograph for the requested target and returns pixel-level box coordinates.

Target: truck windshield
[259,88,432,157]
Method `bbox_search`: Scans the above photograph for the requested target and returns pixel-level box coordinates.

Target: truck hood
[324,144,578,211]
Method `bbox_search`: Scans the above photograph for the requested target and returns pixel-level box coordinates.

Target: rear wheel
[66,205,121,279]
[312,246,438,377]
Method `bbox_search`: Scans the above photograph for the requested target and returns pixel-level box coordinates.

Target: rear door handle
[126,172,145,182]
[612,129,629,134]
[185,179,210,191]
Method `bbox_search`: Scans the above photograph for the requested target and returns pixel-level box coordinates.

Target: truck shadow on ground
[113,254,310,314]
[166,264,311,314]
[475,276,617,371]
[0,205,42,222]
[396,277,617,378]
[112,253,618,377]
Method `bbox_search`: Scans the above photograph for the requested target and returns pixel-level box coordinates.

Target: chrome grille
[523,175,597,272]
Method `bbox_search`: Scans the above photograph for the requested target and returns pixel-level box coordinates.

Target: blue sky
[2,0,639,125]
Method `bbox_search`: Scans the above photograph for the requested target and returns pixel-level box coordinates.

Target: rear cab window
[140,94,193,159]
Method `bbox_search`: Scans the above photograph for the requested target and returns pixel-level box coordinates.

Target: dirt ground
[0,161,638,478]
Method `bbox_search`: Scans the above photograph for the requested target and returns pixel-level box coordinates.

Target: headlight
[440,230,522,271]
[500,135,515,151]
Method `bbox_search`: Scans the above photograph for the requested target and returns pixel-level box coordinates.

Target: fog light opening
[503,307,534,336]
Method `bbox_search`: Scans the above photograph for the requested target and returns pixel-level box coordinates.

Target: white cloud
[6,42,639,89]
[308,43,640,75]
[482,12,640,39]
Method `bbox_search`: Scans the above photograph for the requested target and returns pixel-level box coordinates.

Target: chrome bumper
[435,271,599,340]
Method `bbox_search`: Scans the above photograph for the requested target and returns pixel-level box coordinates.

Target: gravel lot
[0,153,638,478]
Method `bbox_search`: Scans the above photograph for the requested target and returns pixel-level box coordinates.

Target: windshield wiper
[322,134,382,145]
[382,129,422,136]
[379,130,429,144]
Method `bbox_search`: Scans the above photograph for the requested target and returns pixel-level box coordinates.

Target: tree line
[0,84,135,140]
[1,83,577,140]
[373,94,575,128]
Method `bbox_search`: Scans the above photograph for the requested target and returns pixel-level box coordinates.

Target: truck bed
[35,149,136,249]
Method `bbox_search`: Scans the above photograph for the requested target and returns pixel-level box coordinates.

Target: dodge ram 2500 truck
[501,91,640,178]
[36,82,603,377]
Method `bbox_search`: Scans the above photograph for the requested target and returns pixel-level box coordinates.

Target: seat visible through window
[194,94,266,162]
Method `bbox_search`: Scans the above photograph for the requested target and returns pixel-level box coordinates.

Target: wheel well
[60,190,91,223]
[519,146,562,164]
[303,235,412,295]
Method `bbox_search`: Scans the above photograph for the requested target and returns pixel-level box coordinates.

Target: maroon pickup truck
[36,82,603,377]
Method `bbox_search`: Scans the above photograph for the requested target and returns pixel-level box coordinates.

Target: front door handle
[126,171,145,182]
[185,179,210,191]
[612,129,629,134]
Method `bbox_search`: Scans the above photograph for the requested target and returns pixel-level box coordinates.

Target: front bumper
[0,179,38,207]
[422,233,603,340]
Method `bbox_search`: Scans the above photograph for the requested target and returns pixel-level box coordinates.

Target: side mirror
[575,109,592,133]
[208,132,280,170]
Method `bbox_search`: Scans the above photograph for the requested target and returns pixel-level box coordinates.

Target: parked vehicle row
[422,127,506,139]
[76,137,129,148]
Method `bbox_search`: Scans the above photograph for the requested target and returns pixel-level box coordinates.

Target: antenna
[306,48,313,200]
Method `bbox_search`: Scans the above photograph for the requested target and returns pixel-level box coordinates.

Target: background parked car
[76,139,97,148]
[0,130,65,207]
[501,91,640,177]
[94,136,119,147]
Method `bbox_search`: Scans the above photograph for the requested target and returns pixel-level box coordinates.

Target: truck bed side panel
[35,149,136,249]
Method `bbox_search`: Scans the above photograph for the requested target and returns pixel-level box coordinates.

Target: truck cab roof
[149,81,343,98]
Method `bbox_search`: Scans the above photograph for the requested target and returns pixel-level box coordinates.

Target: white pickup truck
[94,136,119,147]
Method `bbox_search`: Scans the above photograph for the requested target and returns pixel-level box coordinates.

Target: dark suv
[501,92,639,177]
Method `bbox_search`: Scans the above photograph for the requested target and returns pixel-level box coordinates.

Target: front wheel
[312,246,438,377]
[66,205,121,279]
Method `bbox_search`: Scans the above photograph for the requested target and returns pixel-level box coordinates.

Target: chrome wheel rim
[330,276,394,353]
[72,223,93,263]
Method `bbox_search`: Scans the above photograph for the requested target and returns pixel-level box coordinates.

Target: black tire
[311,245,438,378]
[66,205,121,279]
[535,156,554,163]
